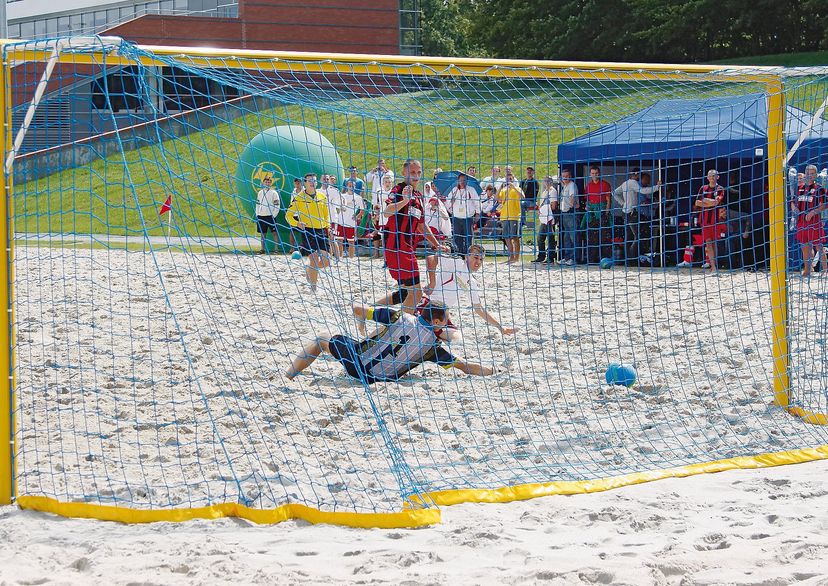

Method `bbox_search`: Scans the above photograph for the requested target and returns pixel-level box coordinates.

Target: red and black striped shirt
[384,182,425,252]
[696,183,725,226]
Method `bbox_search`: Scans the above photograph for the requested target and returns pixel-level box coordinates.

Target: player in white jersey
[337,180,366,258]
[423,244,517,341]
[286,301,494,383]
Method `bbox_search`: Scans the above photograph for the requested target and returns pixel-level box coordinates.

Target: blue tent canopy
[557,94,828,169]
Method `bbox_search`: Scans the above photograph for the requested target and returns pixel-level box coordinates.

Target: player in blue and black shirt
[286,301,494,384]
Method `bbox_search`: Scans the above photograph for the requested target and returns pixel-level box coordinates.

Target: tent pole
[658,159,664,264]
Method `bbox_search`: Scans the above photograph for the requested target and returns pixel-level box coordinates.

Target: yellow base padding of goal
[15,496,441,528]
[16,444,828,527]
[420,444,828,507]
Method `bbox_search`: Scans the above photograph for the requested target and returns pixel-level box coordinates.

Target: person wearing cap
[695,169,726,273]
[342,165,364,197]
[520,166,539,233]
[254,176,281,254]
[613,167,659,264]
[446,171,481,256]
[289,301,495,384]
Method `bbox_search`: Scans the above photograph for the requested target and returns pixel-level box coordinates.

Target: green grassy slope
[12,78,772,237]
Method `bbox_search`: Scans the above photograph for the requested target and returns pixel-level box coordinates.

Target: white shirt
[366,169,395,207]
[425,200,452,238]
[559,181,578,213]
[290,187,301,207]
[446,184,481,219]
[430,256,481,308]
[538,187,558,224]
[614,179,656,214]
[325,186,343,225]
[375,189,393,226]
[481,192,498,214]
[255,187,281,217]
[339,192,365,228]
[480,175,505,194]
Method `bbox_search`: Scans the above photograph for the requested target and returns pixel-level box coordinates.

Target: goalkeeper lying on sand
[286,302,494,384]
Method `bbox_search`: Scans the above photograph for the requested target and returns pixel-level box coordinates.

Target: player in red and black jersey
[374,159,449,315]
[792,164,828,277]
[694,169,726,273]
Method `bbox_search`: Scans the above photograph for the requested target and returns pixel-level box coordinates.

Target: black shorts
[256,215,276,234]
[329,335,374,384]
[299,228,330,254]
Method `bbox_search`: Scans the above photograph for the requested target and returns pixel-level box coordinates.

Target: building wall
[104,0,401,54]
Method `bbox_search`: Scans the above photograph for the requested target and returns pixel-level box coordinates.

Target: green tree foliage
[461,0,828,63]
[420,0,490,57]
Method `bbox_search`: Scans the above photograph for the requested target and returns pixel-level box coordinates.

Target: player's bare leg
[306,251,331,291]
[802,243,813,277]
[705,242,717,272]
[286,336,331,379]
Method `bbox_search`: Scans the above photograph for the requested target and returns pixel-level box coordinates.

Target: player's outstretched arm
[473,304,517,335]
[451,358,494,376]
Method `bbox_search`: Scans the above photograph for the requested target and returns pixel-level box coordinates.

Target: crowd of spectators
[264,158,828,275]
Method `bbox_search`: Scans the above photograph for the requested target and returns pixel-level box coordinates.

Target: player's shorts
[336,225,356,240]
[299,228,330,254]
[385,249,421,284]
[329,335,374,384]
[256,215,276,234]
[796,217,826,245]
[501,220,520,238]
[700,223,724,243]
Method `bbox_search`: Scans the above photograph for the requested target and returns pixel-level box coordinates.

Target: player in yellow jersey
[286,173,332,292]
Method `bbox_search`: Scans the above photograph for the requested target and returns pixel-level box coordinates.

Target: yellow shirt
[286,189,330,229]
[497,185,522,221]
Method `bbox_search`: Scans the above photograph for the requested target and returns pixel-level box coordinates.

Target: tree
[420,0,489,57]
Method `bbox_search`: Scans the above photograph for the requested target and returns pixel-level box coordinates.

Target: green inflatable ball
[235,125,344,253]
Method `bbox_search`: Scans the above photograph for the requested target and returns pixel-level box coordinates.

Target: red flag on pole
[158,195,172,216]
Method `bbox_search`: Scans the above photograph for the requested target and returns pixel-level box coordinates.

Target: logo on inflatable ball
[251,161,286,191]
[605,363,637,387]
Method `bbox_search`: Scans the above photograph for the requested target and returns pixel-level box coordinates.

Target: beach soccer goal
[1,36,827,527]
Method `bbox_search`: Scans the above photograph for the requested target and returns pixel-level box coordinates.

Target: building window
[399,0,421,56]
[92,66,144,112]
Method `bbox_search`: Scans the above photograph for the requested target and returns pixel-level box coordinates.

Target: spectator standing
[558,169,579,265]
[466,165,478,178]
[322,175,343,259]
[254,176,281,254]
[532,176,558,265]
[338,180,365,258]
[497,167,524,264]
[446,172,481,256]
[614,167,658,262]
[636,172,660,263]
[342,166,364,197]
[520,166,539,231]
[582,165,612,263]
[370,173,395,259]
[695,169,726,273]
[481,165,504,194]
[365,158,394,210]
[793,164,828,277]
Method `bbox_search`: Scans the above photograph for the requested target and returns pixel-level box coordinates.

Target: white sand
[5,246,828,583]
[2,458,827,585]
